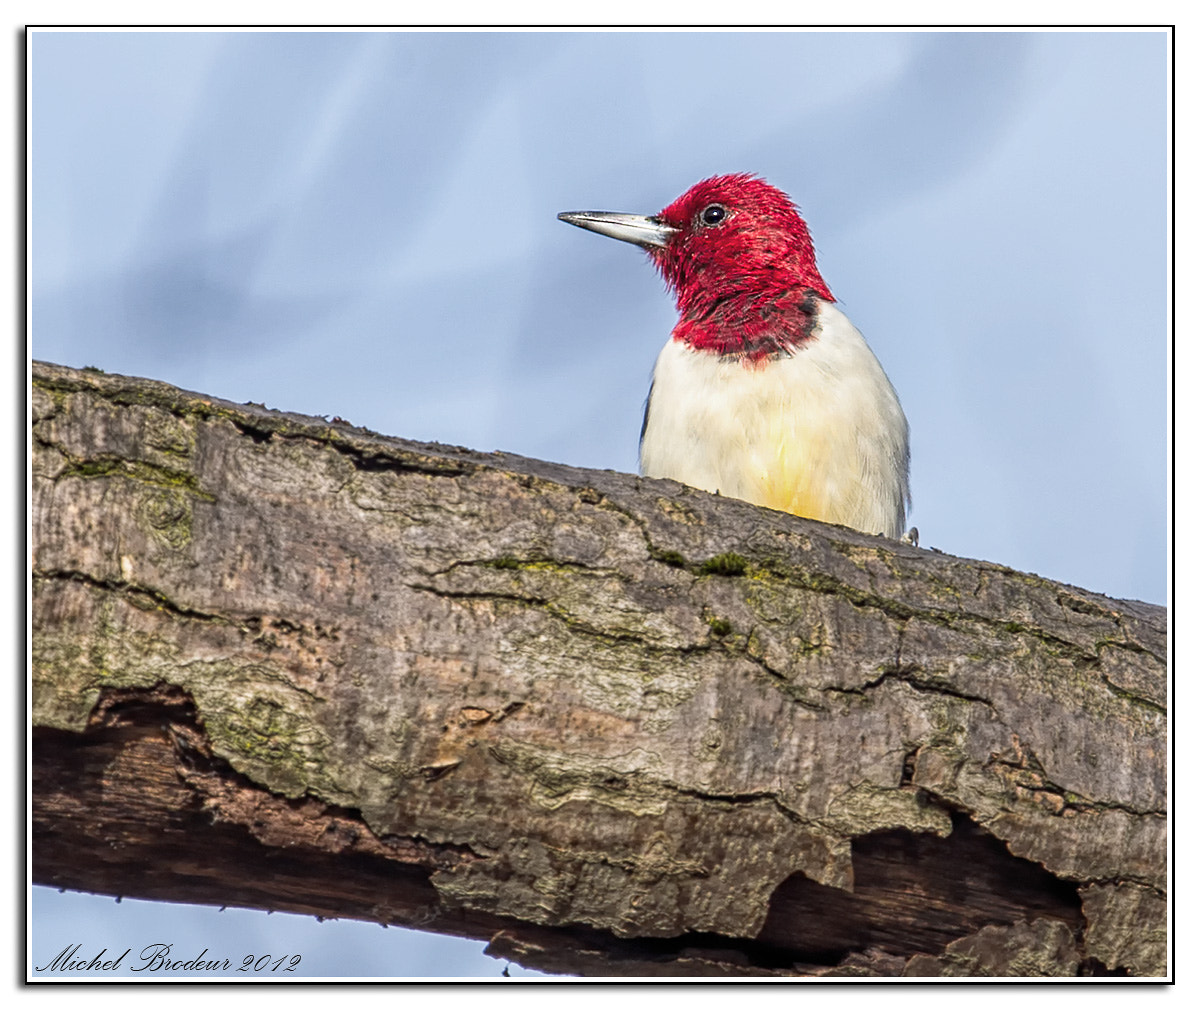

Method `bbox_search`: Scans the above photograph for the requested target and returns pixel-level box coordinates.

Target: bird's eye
[700,204,727,226]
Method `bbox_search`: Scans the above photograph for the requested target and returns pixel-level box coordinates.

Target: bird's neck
[671,278,834,364]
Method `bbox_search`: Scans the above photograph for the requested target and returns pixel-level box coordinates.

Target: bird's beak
[557,210,677,249]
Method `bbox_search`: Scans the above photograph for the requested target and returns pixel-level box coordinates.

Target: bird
[558,173,913,541]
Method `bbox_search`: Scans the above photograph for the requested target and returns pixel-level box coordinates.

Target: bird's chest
[640,331,879,518]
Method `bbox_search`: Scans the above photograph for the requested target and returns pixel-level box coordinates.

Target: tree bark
[30,360,1167,977]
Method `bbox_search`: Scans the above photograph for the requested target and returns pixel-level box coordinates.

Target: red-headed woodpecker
[559,174,912,541]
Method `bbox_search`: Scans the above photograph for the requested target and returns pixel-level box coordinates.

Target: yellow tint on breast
[749,426,842,525]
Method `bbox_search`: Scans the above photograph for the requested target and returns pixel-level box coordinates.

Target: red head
[651,174,833,306]
[559,175,833,360]
[651,175,832,359]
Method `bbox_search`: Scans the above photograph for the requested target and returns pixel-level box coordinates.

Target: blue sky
[30,29,1170,979]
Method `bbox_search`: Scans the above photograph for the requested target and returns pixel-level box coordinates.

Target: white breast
[639,301,910,538]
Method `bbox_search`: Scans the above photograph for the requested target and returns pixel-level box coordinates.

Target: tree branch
[31,361,1167,976]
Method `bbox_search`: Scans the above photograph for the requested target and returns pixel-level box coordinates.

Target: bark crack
[33,567,235,627]
[982,748,1166,819]
[823,666,997,710]
[1098,673,1166,715]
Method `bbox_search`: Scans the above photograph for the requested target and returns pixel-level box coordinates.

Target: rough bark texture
[31,361,1168,978]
